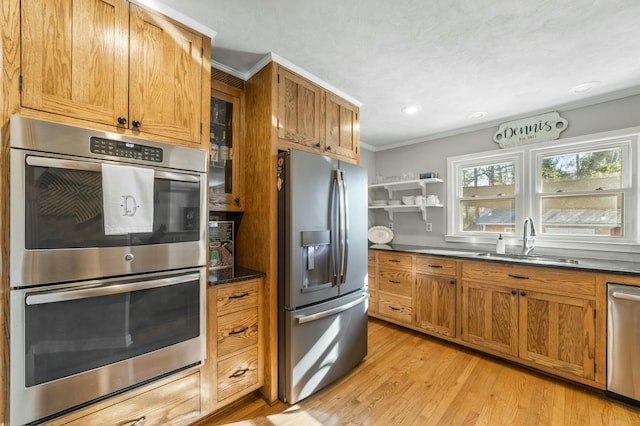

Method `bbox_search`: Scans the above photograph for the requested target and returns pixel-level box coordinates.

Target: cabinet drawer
[218,307,259,357]
[218,347,259,401]
[378,293,411,324]
[462,261,595,298]
[216,280,259,315]
[378,252,413,270]
[62,373,200,425]
[378,269,412,297]
[416,256,457,277]
[368,266,377,290]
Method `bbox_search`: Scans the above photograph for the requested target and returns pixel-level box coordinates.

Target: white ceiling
[156,0,640,150]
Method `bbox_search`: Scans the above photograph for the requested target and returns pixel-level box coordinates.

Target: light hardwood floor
[196,318,640,425]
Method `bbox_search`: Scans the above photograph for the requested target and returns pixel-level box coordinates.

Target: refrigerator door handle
[336,170,347,285]
[341,170,349,284]
[295,292,368,324]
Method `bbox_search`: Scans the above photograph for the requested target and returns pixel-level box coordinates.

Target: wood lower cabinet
[373,252,414,326]
[20,0,209,146]
[202,278,263,414]
[462,261,596,382]
[414,256,458,338]
[50,371,201,425]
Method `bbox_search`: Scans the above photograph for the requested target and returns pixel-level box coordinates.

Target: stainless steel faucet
[522,217,536,255]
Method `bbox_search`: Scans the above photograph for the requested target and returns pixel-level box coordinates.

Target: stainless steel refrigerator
[278,149,368,404]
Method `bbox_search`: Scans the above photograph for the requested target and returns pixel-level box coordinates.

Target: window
[447,131,638,251]
[533,141,632,241]
[448,152,523,237]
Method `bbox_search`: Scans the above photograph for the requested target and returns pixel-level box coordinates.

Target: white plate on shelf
[368,226,394,244]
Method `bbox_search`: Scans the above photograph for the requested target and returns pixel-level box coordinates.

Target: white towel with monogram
[102,163,154,235]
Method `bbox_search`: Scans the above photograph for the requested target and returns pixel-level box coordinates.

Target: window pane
[461,162,515,197]
[541,148,622,192]
[460,199,515,233]
[541,193,623,236]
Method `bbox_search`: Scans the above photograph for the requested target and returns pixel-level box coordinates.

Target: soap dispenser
[496,234,505,254]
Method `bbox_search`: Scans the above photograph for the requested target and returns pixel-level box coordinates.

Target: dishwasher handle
[611,292,640,303]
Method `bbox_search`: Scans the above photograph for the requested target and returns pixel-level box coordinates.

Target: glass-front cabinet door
[209,82,242,210]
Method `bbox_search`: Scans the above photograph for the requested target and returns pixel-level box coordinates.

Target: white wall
[363,94,640,251]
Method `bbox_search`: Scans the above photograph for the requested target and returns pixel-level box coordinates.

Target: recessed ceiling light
[572,81,601,94]
[402,105,421,115]
[467,111,488,119]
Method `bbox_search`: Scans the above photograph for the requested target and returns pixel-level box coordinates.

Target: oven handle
[26,156,200,182]
[25,273,200,305]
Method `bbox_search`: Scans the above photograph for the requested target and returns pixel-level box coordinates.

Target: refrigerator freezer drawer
[280,290,368,404]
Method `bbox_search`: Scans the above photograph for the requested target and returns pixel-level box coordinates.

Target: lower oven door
[10,268,206,425]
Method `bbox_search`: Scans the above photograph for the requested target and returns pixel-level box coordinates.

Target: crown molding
[133,0,217,40]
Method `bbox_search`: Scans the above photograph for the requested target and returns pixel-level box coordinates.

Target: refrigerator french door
[278,149,368,404]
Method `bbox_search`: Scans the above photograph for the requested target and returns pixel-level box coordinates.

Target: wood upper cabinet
[461,261,596,381]
[20,0,207,146]
[128,4,204,143]
[277,66,360,163]
[414,256,458,338]
[21,0,129,127]
[325,91,359,162]
[277,67,322,149]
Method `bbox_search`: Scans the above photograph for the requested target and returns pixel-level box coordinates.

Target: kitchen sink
[476,252,579,265]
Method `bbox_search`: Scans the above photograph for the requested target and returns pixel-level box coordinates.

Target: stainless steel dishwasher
[607,283,640,403]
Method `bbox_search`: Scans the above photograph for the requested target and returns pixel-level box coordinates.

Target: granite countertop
[369,243,640,276]
[208,266,266,285]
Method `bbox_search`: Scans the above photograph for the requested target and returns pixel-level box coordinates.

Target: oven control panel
[90,137,163,162]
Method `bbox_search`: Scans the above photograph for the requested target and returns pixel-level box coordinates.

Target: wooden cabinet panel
[462,280,518,356]
[129,4,204,143]
[378,269,412,297]
[325,91,359,162]
[368,266,377,290]
[217,347,259,402]
[415,256,457,277]
[21,0,129,126]
[217,307,259,358]
[277,67,322,149]
[216,280,259,315]
[378,252,413,270]
[519,290,595,380]
[61,373,200,426]
[369,290,378,314]
[378,292,412,324]
[414,273,456,337]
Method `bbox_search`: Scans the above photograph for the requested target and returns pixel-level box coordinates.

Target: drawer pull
[388,259,401,263]
[508,274,530,280]
[389,280,401,284]
[230,368,249,378]
[229,326,249,335]
[229,292,250,300]
[428,264,443,268]
[130,416,146,426]
[389,306,401,311]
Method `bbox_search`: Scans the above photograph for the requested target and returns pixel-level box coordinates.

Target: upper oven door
[10,149,208,287]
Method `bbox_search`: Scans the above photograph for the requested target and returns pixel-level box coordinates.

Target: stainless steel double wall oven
[9,115,208,425]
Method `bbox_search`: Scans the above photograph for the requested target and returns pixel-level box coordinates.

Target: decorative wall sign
[493,112,568,148]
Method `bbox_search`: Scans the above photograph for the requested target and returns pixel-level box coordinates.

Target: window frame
[446,128,640,253]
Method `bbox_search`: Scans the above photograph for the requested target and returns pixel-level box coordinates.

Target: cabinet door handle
[449,279,456,285]
[229,326,249,335]
[234,197,240,204]
[130,416,146,426]
[326,145,332,151]
[316,142,321,148]
[229,292,249,300]
[132,120,141,129]
[117,116,127,125]
[511,289,517,295]
[230,369,248,378]
[508,274,530,280]
[520,291,527,296]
